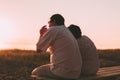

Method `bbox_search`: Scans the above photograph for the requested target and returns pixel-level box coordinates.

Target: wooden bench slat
[99,68,120,72]
[79,66,120,80]
[98,66,120,71]
[99,66,120,70]
[97,66,120,73]
[98,68,120,73]
[98,70,120,74]
[79,72,120,80]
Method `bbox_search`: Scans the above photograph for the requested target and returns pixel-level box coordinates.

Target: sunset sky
[0,0,120,50]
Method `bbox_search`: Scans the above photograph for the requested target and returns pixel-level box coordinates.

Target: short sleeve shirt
[37,25,82,79]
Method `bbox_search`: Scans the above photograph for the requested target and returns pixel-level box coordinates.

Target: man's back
[37,25,82,79]
[48,26,82,79]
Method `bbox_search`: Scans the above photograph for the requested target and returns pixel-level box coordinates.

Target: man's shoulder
[49,25,66,31]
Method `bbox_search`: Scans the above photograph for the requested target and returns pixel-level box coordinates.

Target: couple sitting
[32,14,100,79]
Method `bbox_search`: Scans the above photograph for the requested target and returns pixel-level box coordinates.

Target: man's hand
[40,25,47,37]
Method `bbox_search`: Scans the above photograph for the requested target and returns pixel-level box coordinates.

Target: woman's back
[77,35,100,75]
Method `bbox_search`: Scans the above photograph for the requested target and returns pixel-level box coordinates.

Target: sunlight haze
[0,0,120,50]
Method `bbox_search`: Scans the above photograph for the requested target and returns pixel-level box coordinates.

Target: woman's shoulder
[81,35,92,41]
[82,35,89,38]
[77,35,92,43]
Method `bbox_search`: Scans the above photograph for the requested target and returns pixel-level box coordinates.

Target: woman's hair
[50,14,65,25]
[68,24,82,39]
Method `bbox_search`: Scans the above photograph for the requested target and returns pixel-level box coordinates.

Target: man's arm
[36,25,48,54]
[36,27,56,53]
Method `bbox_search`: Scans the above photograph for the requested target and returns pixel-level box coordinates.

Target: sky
[0,0,120,50]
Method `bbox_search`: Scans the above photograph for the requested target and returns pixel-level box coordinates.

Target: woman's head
[68,24,82,39]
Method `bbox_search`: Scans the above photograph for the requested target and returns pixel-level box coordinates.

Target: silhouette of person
[32,14,82,79]
[68,24,100,75]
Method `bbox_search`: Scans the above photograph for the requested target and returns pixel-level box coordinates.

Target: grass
[0,49,50,80]
[98,49,120,67]
[0,49,120,80]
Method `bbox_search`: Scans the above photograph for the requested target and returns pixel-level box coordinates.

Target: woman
[68,24,100,75]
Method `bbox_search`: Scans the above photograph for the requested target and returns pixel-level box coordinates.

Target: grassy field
[0,49,120,80]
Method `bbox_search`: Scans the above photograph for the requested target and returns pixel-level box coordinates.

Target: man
[32,14,82,79]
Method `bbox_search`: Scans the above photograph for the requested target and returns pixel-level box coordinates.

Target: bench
[31,66,120,80]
